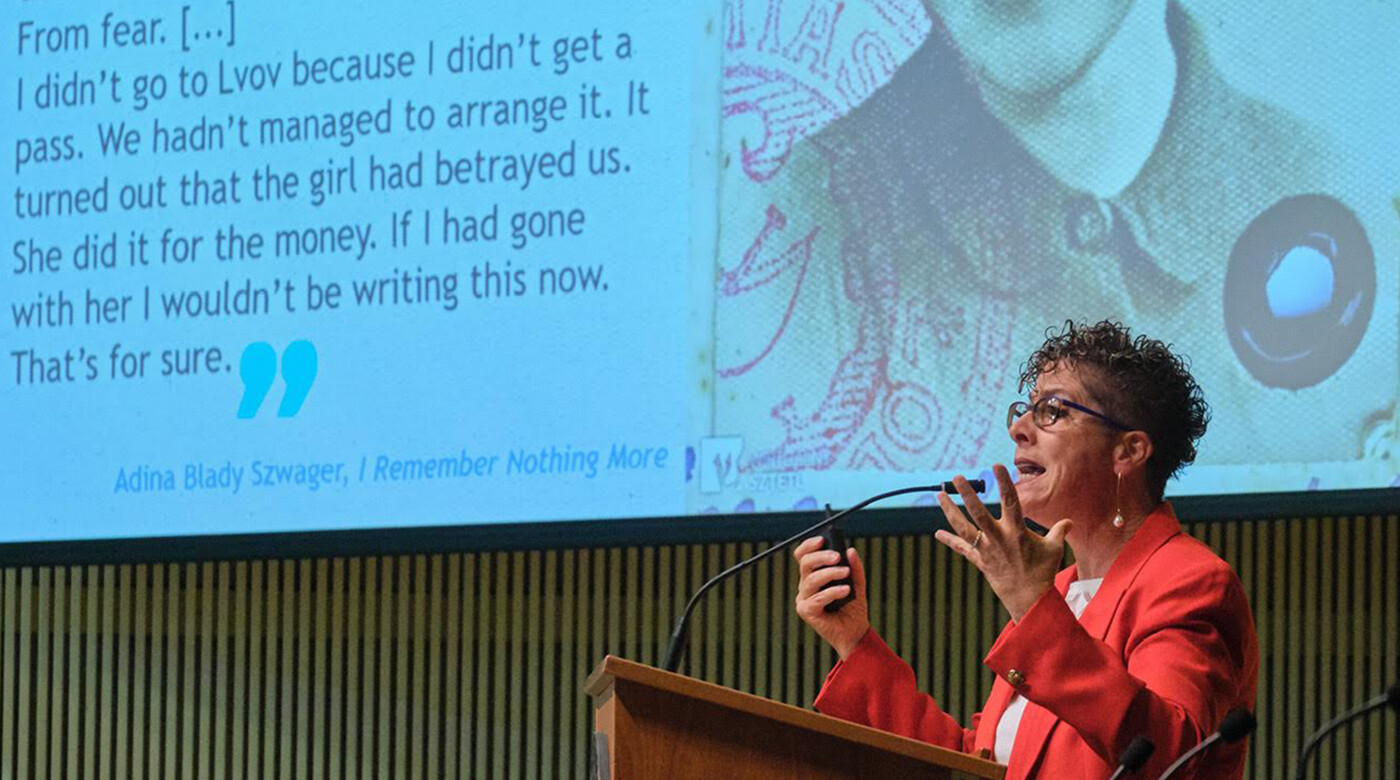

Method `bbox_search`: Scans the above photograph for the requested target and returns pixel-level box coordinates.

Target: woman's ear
[1114,430,1153,472]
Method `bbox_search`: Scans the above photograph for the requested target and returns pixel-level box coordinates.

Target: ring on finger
[971,529,983,550]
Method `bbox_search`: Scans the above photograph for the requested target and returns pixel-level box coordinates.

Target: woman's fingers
[807,583,851,608]
[938,490,980,542]
[797,564,851,599]
[952,475,997,530]
[992,464,1021,524]
[934,529,981,562]
[846,547,866,595]
[797,548,842,580]
[795,582,853,621]
[793,536,824,562]
[795,536,842,576]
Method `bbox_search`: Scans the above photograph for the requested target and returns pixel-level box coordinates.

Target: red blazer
[814,504,1257,779]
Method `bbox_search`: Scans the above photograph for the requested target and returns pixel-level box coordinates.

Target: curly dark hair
[1018,320,1210,501]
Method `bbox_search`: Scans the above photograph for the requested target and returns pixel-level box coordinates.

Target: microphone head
[1118,735,1155,771]
[1387,684,1400,712]
[939,479,986,494]
[1218,709,1257,742]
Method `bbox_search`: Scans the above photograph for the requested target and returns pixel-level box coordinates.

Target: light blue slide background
[2,1,713,541]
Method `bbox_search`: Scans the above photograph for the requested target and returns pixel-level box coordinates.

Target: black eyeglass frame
[1006,395,1133,431]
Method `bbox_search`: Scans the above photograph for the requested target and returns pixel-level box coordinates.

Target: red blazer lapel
[973,678,1017,756]
[1075,503,1183,641]
[1004,700,1061,779]
[973,563,1075,769]
[989,568,1077,777]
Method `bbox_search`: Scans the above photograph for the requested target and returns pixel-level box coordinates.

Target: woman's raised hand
[934,464,1073,622]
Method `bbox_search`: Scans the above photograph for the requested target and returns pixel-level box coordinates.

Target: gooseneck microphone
[1292,684,1399,780]
[1107,736,1155,779]
[1155,708,1255,780]
[659,481,984,673]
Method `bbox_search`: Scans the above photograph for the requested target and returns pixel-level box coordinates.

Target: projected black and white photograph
[703,0,1398,512]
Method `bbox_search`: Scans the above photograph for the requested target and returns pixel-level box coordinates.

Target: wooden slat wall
[1,514,1396,778]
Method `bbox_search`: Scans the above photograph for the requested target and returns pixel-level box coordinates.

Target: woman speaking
[794,321,1257,779]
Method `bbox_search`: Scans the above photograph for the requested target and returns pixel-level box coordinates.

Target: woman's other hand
[793,536,871,658]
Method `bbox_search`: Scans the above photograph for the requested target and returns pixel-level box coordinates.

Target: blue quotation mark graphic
[237,340,318,418]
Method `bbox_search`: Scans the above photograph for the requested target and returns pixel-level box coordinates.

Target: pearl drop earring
[1112,472,1125,528]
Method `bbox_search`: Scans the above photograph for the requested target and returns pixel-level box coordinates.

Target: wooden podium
[587,656,1005,780]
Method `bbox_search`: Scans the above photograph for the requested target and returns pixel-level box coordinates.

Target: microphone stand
[660,482,982,673]
[1155,709,1255,780]
[1292,685,1399,780]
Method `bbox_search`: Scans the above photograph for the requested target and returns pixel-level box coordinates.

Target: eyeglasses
[1006,396,1132,431]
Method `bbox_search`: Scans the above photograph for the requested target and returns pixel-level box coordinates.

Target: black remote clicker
[816,509,855,613]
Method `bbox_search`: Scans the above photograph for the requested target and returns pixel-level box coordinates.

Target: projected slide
[3,1,710,540]
[696,0,1399,513]
[4,0,1398,545]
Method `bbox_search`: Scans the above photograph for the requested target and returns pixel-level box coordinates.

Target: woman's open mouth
[1015,459,1046,484]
